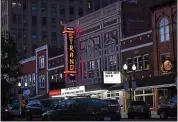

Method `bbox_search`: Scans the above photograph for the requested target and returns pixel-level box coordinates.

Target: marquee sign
[63,27,76,74]
[160,59,173,73]
[67,32,75,72]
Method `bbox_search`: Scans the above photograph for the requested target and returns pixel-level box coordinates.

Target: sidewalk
[121,111,160,118]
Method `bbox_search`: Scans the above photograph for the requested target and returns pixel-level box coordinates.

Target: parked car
[103,99,123,119]
[157,96,177,119]
[1,106,15,121]
[128,101,151,119]
[42,98,122,121]
[25,99,60,120]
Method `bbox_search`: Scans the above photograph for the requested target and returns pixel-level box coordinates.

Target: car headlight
[5,109,8,112]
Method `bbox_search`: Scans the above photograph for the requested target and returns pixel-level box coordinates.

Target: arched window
[21,77,24,88]
[32,73,36,86]
[159,17,169,42]
[28,74,32,86]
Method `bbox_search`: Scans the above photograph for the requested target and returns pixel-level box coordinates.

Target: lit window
[159,17,169,42]
[28,74,32,86]
[143,54,150,70]
[32,73,36,86]
[133,56,143,71]
[39,75,45,88]
[39,55,45,69]
[88,0,92,8]
[25,75,28,87]
[32,31,37,39]
[108,55,117,71]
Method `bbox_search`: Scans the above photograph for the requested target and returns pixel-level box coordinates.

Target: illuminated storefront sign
[67,32,75,72]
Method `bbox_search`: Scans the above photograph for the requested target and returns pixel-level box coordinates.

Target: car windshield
[130,101,146,105]
[77,98,109,107]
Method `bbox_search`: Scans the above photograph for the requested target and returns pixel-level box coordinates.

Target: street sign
[132,81,136,90]
[124,82,129,91]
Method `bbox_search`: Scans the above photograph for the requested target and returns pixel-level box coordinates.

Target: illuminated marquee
[67,32,75,71]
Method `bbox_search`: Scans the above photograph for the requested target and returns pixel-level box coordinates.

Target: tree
[1,32,22,106]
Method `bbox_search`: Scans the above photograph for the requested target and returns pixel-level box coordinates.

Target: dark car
[42,98,122,121]
[1,106,15,121]
[157,96,177,119]
[26,99,60,120]
[103,99,123,119]
[128,101,151,119]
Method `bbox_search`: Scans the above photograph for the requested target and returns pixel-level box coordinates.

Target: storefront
[109,74,177,113]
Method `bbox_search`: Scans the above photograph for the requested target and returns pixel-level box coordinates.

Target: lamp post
[123,64,136,103]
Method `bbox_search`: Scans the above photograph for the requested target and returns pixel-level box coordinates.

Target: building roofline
[48,54,64,61]
[121,30,152,41]
[20,56,36,64]
[150,0,177,12]
[35,45,48,52]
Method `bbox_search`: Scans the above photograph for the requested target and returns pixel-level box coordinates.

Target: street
[14,117,177,121]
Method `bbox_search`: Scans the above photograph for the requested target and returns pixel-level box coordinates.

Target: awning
[109,74,176,91]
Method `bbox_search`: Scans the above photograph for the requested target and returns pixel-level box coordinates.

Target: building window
[52,32,56,41]
[96,59,100,77]
[32,16,37,26]
[51,4,56,13]
[42,17,47,26]
[41,3,47,12]
[69,6,74,15]
[39,55,45,69]
[21,77,24,88]
[133,56,143,71]
[28,75,32,86]
[54,74,59,82]
[159,17,169,42]
[88,60,95,78]
[60,8,65,14]
[25,75,28,87]
[23,30,27,40]
[39,75,45,88]
[32,3,37,11]
[88,0,92,8]
[32,73,36,86]
[143,54,150,70]
[42,31,47,40]
[108,55,117,71]
[83,62,87,79]
[78,7,83,16]
[32,31,37,39]
[51,18,56,27]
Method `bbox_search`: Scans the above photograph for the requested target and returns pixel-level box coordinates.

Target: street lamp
[24,82,27,87]
[123,63,136,104]
[18,82,21,87]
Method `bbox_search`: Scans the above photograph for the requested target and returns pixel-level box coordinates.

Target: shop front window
[135,96,143,101]
[135,90,143,95]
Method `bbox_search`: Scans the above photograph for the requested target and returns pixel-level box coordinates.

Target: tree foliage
[1,32,21,105]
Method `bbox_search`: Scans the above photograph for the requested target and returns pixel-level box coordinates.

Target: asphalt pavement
[14,117,177,121]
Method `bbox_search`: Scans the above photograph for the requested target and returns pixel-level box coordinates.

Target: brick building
[19,45,65,98]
